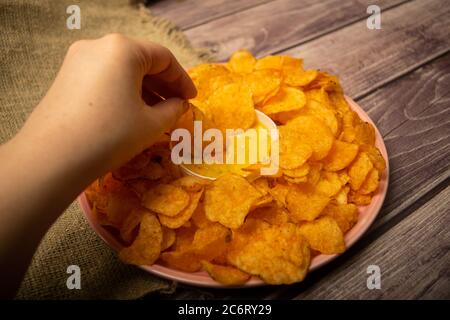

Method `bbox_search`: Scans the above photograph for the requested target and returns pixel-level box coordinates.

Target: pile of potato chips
[85,50,386,285]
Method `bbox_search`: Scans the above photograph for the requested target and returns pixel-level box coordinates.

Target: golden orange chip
[158,190,203,229]
[354,122,376,146]
[286,185,330,222]
[171,176,210,192]
[227,221,310,284]
[303,89,339,135]
[161,226,176,251]
[252,178,271,195]
[282,115,334,161]
[190,202,213,229]
[268,183,291,207]
[201,261,251,285]
[316,171,344,197]
[160,250,201,272]
[206,83,255,131]
[348,191,372,206]
[359,168,380,195]
[243,69,282,104]
[306,162,323,185]
[360,144,386,173]
[248,205,289,225]
[204,174,262,229]
[298,216,345,254]
[306,71,341,92]
[254,55,284,70]
[261,87,306,115]
[173,225,197,251]
[323,140,359,171]
[333,186,350,205]
[284,69,318,87]
[191,223,231,261]
[142,184,190,217]
[228,49,256,73]
[119,213,162,265]
[120,208,145,244]
[322,203,358,233]
[348,152,374,190]
[282,162,309,178]
[279,136,313,170]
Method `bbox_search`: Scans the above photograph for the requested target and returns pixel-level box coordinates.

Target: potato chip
[191,223,231,261]
[348,191,372,206]
[160,250,201,272]
[306,162,323,185]
[228,49,256,73]
[298,216,345,254]
[302,89,339,135]
[158,190,203,229]
[359,168,380,195]
[286,184,330,222]
[248,205,289,225]
[120,208,144,244]
[284,69,318,87]
[279,135,313,170]
[283,163,310,178]
[323,140,359,171]
[321,203,358,233]
[333,186,350,205]
[354,122,376,146]
[348,152,374,190]
[142,184,190,217]
[201,261,251,285]
[243,69,282,105]
[254,55,284,70]
[119,213,162,265]
[316,171,344,197]
[227,220,310,284]
[171,176,210,193]
[360,144,386,173]
[306,71,341,92]
[261,87,306,115]
[268,183,291,207]
[281,115,334,161]
[173,225,197,251]
[206,83,255,131]
[204,174,262,228]
[161,226,176,251]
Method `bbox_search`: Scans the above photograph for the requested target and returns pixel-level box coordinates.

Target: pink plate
[78,96,389,288]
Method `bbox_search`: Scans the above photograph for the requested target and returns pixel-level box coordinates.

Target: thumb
[142,97,188,138]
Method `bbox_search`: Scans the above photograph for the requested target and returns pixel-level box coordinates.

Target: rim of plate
[78,95,389,288]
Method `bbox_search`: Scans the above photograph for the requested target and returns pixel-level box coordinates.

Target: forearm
[0,129,98,297]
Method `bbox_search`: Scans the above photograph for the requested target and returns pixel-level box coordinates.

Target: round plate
[78,96,389,288]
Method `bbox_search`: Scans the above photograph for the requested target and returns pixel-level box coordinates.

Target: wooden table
[146,0,450,299]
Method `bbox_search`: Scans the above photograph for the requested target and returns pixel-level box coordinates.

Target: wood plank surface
[294,185,450,299]
[148,0,273,30]
[185,0,408,60]
[282,0,450,99]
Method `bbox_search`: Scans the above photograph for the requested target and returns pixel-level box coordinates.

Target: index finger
[134,40,197,99]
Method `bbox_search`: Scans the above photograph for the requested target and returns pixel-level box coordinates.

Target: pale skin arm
[0,34,196,298]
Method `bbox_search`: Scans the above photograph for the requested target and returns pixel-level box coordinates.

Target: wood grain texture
[185,0,407,60]
[147,0,273,30]
[282,0,450,98]
[293,186,450,299]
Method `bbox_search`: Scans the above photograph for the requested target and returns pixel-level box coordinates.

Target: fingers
[142,98,189,140]
[134,40,197,99]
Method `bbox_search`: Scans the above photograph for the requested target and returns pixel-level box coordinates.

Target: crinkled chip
[284,69,318,87]
[323,140,359,171]
[206,83,256,131]
[348,152,374,190]
[286,184,330,222]
[298,216,345,254]
[119,213,162,265]
[158,190,203,229]
[321,203,358,233]
[243,69,282,105]
[201,261,251,285]
[227,220,310,284]
[359,168,380,195]
[142,184,190,217]
[316,171,344,197]
[228,49,256,73]
[261,87,306,115]
[204,174,262,228]
[248,205,289,225]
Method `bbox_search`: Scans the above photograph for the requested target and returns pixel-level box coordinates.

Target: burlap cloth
[0,0,211,299]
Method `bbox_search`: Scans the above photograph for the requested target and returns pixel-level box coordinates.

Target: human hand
[17,33,196,177]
